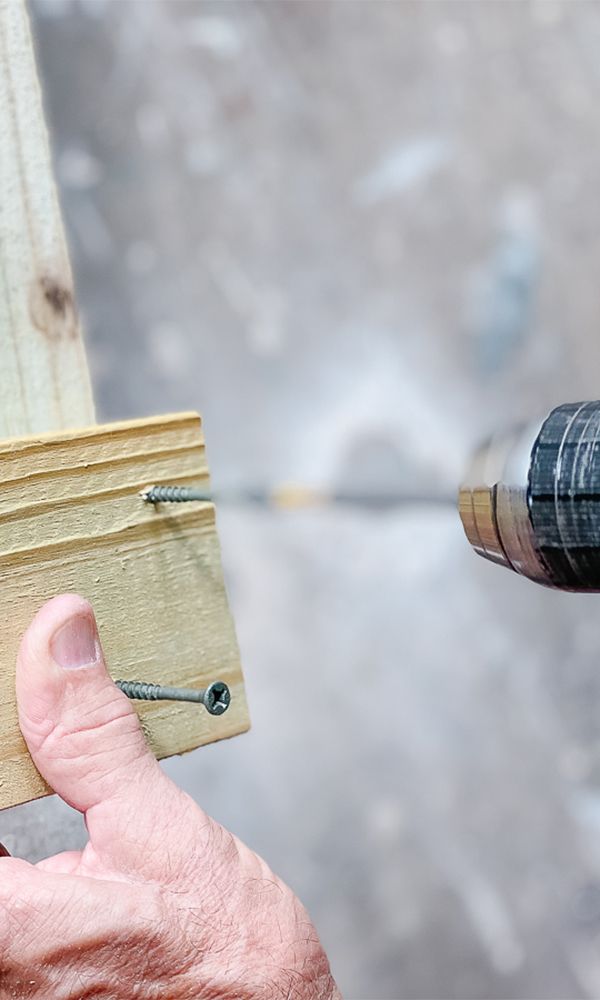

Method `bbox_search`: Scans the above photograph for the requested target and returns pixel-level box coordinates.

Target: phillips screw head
[203,681,231,716]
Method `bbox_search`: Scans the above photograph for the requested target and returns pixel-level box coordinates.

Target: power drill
[459,401,600,591]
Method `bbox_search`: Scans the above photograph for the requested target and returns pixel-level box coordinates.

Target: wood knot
[29,274,78,340]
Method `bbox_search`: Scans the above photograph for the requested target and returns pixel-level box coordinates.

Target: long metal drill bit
[141,483,455,509]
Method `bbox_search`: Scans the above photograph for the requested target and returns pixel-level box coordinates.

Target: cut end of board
[0,412,249,810]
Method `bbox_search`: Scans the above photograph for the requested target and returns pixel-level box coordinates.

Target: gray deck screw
[116,679,231,716]
[141,485,212,504]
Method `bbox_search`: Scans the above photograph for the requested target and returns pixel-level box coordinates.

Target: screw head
[204,681,231,716]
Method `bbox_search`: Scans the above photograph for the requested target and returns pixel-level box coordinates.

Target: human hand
[0,594,340,999]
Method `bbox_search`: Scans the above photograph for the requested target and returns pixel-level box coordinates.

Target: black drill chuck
[459,402,600,591]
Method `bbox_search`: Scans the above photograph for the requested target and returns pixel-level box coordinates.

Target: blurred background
[6,1,600,996]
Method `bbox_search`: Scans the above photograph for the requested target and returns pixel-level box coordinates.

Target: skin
[0,594,340,1000]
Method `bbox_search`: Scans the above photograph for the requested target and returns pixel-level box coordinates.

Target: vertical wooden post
[0,0,95,439]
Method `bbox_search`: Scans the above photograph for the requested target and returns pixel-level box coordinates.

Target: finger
[0,861,64,978]
[16,594,152,812]
[36,850,82,875]
[0,861,166,984]
[16,594,201,876]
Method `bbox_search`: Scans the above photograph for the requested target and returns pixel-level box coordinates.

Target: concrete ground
[6,2,600,996]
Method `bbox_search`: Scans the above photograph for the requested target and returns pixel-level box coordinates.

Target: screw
[141,485,212,504]
[116,679,231,716]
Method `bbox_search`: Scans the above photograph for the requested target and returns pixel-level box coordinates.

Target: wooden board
[0,0,95,438]
[0,0,248,811]
[0,412,249,810]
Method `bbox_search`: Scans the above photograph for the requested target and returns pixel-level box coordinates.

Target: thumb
[17,594,208,880]
[16,593,157,814]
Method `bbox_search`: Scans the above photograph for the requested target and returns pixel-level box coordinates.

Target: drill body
[460,402,600,591]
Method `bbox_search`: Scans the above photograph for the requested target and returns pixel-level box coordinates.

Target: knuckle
[36,694,142,763]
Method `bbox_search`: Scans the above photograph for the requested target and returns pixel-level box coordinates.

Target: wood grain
[0,412,249,810]
[0,0,94,438]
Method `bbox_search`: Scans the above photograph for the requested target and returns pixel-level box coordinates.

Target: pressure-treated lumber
[0,0,95,438]
[0,412,249,810]
[0,0,248,811]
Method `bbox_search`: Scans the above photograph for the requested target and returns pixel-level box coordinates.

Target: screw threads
[116,680,162,700]
[141,485,212,504]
